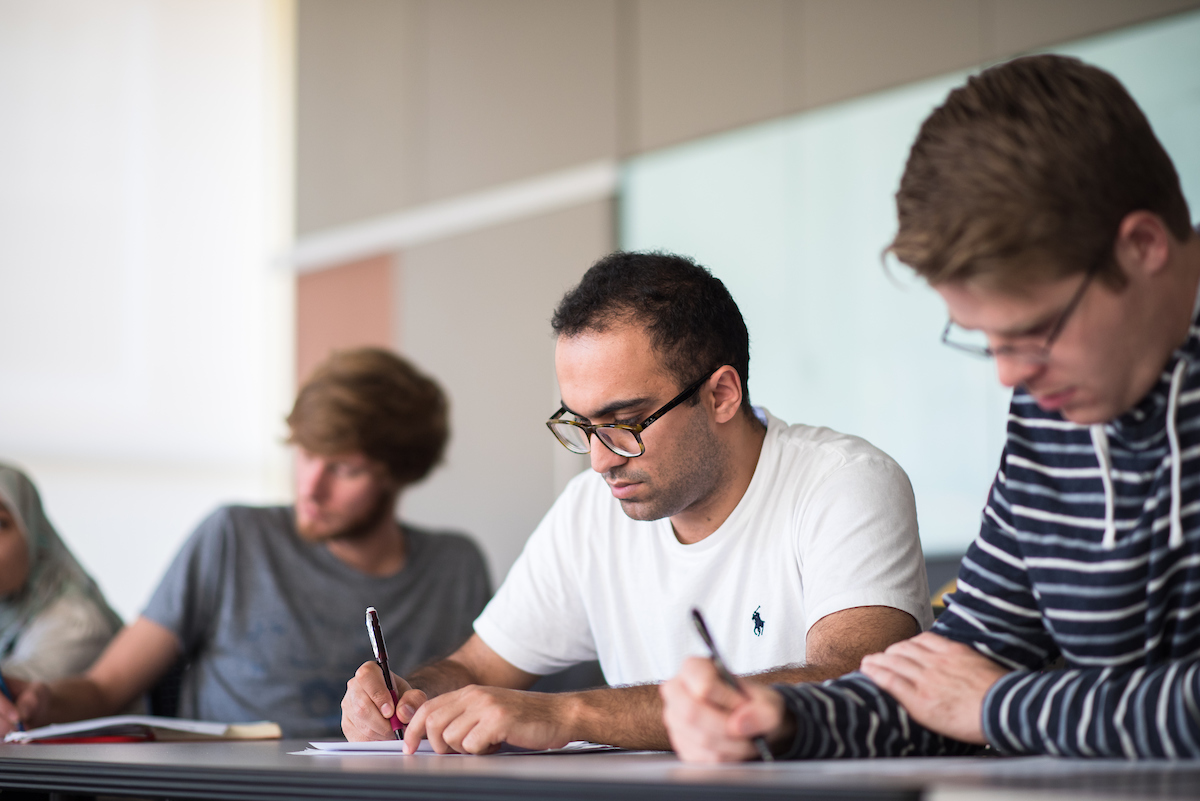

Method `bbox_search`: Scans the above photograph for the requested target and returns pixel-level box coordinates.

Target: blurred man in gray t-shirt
[142,506,487,736]
[0,348,490,738]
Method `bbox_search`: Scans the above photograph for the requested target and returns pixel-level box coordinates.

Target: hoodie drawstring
[1167,358,1188,550]
[1091,424,1117,549]
[1094,358,1190,550]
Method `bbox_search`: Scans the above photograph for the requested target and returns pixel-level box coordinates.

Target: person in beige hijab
[0,463,121,682]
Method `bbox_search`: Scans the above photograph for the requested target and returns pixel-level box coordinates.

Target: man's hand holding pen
[340,663,574,754]
[341,662,426,743]
[660,657,794,762]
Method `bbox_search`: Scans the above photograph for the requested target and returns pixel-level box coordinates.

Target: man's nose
[995,353,1044,389]
[589,436,628,474]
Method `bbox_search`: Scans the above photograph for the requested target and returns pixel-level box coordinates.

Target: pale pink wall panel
[296,253,395,384]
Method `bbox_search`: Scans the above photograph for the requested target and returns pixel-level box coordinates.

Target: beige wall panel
[987,0,1200,58]
[799,0,985,109]
[296,254,394,384]
[398,201,610,585]
[296,0,425,233]
[424,0,618,200]
[633,0,795,152]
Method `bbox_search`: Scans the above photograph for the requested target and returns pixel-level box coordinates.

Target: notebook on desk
[5,715,281,744]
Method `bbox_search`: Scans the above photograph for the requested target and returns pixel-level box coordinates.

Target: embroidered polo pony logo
[752,606,765,637]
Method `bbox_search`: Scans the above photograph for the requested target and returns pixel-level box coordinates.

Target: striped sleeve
[931,451,1059,672]
[983,660,1200,758]
[770,449,1051,761]
[774,673,983,759]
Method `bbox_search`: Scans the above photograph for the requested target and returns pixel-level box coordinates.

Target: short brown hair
[889,54,1191,291]
[287,348,448,485]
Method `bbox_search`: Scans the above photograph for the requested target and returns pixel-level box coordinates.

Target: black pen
[365,607,404,739]
[690,608,773,762]
[0,672,24,733]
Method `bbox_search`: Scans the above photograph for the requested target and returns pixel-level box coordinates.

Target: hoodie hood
[1090,281,1200,550]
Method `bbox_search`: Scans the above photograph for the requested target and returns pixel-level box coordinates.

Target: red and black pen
[365,607,404,739]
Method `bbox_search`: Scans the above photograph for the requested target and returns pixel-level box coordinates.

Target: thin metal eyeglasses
[940,256,1106,364]
[546,366,722,458]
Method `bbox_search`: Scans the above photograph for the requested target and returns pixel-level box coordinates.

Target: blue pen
[0,672,25,732]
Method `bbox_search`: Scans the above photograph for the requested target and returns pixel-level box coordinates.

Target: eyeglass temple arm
[640,370,716,429]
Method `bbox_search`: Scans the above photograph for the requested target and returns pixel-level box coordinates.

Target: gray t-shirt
[143,505,490,738]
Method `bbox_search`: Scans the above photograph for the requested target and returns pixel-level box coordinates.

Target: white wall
[398,202,603,586]
[0,0,294,620]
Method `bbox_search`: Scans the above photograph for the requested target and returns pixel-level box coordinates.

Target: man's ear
[1114,210,1172,279]
[709,366,744,424]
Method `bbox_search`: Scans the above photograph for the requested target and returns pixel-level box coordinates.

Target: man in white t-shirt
[340,251,931,754]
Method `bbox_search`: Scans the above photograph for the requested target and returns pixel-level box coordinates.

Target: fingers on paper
[402,701,432,754]
[405,686,524,756]
[408,696,462,755]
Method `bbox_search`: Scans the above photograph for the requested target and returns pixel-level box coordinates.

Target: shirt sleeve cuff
[771,683,813,760]
[981,669,1033,755]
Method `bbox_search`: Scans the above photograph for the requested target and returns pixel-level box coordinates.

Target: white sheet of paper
[306,740,435,753]
[296,740,622,756]
[289,746,448,757]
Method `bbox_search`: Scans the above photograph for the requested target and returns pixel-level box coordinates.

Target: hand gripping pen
[365,607,404,739]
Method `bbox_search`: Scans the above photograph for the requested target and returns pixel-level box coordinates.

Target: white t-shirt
[474,409,932,686]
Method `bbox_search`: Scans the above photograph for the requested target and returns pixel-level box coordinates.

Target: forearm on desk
[406,634,541,702]
[747,664,858,685]
[407,659,487,700]
[565,664,838,752]
[776,672,983,759]
[565,684,671,750]
[39,678,121,727]
[984,658,1200,758]
[42,616,182,726]
[403,633,861,752]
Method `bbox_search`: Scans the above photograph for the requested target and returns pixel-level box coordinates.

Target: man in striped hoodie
[661,54,1200,761]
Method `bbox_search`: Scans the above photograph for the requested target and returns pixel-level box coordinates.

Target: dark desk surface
[1,740,1199,801]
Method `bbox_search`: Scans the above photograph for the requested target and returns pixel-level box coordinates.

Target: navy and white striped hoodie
[777,278,1200,760]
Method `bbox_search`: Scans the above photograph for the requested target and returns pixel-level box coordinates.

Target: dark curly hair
[551,251,753,414]
[287,348,448,485]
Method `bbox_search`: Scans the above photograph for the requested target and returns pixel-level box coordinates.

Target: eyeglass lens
[549,421,643,457]
[942,322,1053,363]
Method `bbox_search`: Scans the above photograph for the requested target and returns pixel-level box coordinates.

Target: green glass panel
[621,11,1200,555]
